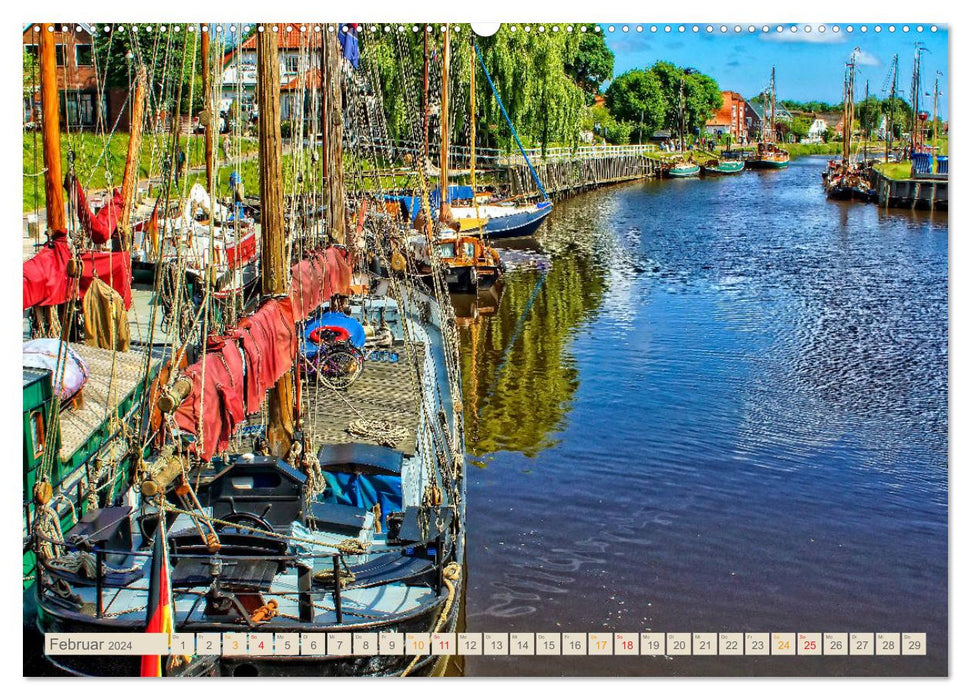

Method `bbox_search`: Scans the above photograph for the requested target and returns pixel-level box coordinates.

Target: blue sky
[602,24,949,117]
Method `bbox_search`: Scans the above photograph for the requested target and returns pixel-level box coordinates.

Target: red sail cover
[289,247,352,321]
[73,180,122,245]
[172,247,348,460]
[22,233,132,310]
[172,339,247,461]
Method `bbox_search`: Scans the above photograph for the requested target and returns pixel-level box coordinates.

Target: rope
[346,418,408,448]
[400,561,461,677]
[158,502,368,554]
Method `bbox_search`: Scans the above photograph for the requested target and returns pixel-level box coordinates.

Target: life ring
[308,325,351,344]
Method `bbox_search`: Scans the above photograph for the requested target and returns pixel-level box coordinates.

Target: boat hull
[667,165,701,178]
[481,203,552,240]
[702,162,745,175]
[36,593,461,677]
[443,265,501,294]
[748,158,790,169]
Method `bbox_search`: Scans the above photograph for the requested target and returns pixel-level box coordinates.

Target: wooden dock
[360,140,665,200]
[870,169,948,211]
[503,152,663,198]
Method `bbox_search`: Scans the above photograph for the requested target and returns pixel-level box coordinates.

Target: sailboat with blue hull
[448,42,553,240]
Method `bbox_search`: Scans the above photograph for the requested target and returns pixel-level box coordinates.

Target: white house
[805,118,828,143]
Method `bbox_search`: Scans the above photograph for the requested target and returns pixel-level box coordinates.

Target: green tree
[23,48,38,123]
[790,116,811,141]
[881,95,910,139]
[604,68,664,143]
[565,25,614,103]
[648,61,721,143]
[94,23,204,118]
[361,24,586,152]
[856,96,882,137]
[23,48,35,94]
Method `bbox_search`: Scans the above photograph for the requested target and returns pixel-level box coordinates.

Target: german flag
[140,514,174,677]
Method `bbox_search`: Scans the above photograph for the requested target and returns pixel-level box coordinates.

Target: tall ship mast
[747,66,789,169]
[824,50,873,202]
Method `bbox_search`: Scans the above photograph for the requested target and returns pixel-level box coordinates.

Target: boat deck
[59,345,157,461]
[302,343,424,458]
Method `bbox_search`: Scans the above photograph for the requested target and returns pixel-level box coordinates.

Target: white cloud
[855,49,881,66]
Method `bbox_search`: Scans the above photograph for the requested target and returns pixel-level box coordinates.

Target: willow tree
[359,24,587,154]
[474,25,586,152]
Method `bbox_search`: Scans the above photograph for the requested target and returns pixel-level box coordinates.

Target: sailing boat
[664,77,700,178]
[30,23,465,678]
[823,52,872,201]
[405,27,504,293]
[445,41,553,240]
[748,67,790,169]
[134,27,261,297]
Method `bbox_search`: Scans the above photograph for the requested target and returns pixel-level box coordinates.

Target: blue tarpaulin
[384,186,475,224]
[301,311,366,359]
[322,472,402,527]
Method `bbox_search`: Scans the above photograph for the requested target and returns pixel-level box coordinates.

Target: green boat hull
[748,158,789,169]
[668,164,701,178]
[703,161,745,175]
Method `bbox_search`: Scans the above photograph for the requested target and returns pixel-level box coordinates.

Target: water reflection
[458,198,614,458]
[459,157,947,676]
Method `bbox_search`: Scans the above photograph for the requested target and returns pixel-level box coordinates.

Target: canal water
[456,155,948,676]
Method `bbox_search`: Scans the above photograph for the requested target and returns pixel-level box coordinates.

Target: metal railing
[34,530,445,628]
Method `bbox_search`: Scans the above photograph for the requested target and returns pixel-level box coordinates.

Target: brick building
[23,24,100,128]
[705,91,748,143]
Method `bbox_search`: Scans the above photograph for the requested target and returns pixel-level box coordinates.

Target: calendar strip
[46,632,926,656]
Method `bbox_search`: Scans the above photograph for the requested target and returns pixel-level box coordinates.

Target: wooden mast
[38,24,65,234]
[439,25,450,219]
[438,24,452,221]
[325,28,345,244]
[910,46,921,152]
[470,33,481,234]
[769,66,776,145]
[257,24,294,457]
[863,79,868,162]
[320,27,328,221]
[118,64,147,246]
[201,24,214,193]
[423,30,429,167]
[886,54,897,162]
[760,85,768,146]
[842,60,853,164]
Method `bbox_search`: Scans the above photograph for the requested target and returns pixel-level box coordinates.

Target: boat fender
[33,481,53,506]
